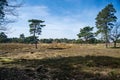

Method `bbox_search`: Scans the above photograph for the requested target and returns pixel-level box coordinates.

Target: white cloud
[7,5,98,39]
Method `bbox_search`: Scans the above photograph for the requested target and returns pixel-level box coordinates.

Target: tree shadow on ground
[47,47,66,50]
[110,47,120,49]
[0,55,120,80]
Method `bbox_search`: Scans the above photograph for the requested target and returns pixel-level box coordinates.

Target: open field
[0,43,120,80]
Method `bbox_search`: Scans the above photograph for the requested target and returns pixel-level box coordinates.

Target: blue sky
[7,0,120,39]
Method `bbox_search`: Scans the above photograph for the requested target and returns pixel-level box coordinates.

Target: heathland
[0,43,120,80]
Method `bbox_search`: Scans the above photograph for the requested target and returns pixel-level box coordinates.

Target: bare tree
[0,0,22,31]
[110,22,120,48]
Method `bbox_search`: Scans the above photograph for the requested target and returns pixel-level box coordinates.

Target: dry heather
[0,43,120,80]
[0,43,120,59]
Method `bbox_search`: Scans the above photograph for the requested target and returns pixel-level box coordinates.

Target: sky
[7,0,120,39]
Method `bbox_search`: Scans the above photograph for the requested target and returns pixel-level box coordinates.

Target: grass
[0,43,120,80]
[0,57,14,62]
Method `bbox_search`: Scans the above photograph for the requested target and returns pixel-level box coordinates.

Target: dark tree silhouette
[95,3,117,48]
[28,19,45,49]
[77,26,94,43]
[0,32,7,43]
[0,0,22,31]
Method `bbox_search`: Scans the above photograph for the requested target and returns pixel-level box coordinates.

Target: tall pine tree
[95,3,117,48]
[28,19,45,49]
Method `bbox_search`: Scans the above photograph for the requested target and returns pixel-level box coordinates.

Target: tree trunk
[35,42,37,49]
[114,41,116,48]
[33,30,37,49]
[105,24,109,48]
[105,37,109,48]
[105,42,108,48]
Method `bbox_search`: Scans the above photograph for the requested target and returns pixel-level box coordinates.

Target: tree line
[78,3,120,48]
[0,1,120,48]
[1,32,120,44]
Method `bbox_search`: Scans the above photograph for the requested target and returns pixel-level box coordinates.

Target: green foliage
[0,33,109,44]
[19,34,25,39]
[28,19,45,48]
[40,38,53,43]
[28,19,45,35]
[77,26,94,42]
[95,3,117,47]
[24,36,38,44]
[0,32,8,43]
[88,38,97,44]
[39,38,76,43]
[117,39,120,43]
[9,38,20,43]
[19,34,25,43]
[75,39,83,44]
[96,4,117,35]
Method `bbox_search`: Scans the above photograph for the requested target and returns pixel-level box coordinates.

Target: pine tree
[77,26,94,43]
[28,19,45,49]
[95,3,117,48]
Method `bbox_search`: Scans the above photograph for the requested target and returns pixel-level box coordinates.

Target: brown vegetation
[0,43,120,80]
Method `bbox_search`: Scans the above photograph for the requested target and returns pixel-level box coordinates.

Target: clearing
[0,43,120,80]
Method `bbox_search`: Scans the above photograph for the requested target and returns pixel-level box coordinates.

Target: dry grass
[0,43,120,80]
[0,43,120,59]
